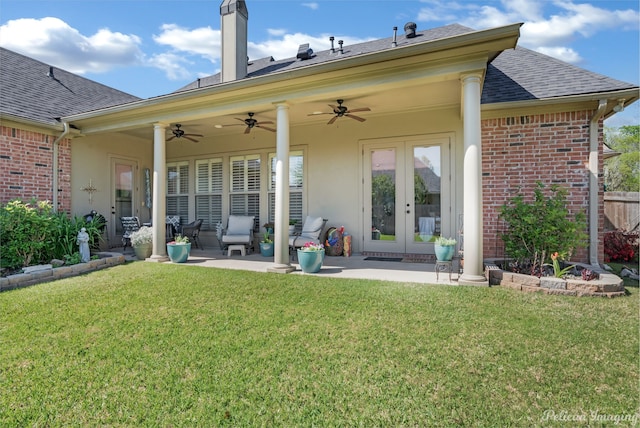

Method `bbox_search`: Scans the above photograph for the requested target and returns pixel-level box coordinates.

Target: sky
[1,0,638,127]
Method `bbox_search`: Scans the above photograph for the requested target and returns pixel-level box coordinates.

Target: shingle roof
[0,47,140,127]
[177,23,637,104]
[482,46,637,103]
[176,24,476,92]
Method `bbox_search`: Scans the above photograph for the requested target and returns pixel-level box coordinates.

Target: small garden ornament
[77,227,90,263]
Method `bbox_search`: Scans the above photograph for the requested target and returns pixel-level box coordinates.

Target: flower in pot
[288,219,297,234]
[166,234,191,263]
[434,236,457,261]
[259,228,274,257]
[297,241,325,273]
[130,226,153,260]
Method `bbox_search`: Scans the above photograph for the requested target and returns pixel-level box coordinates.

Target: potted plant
[166,234,191,263]
[288,219,297,234]
[296,241,325,273]
[434,236,457,261]
[130,226,153,260]
[259,228,274,257]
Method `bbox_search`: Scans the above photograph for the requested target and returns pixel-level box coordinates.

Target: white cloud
[0,17,142,73]
[147,52,194,81]
[416,0,639,64]
[302,2,319,11]
[152,23,220,62]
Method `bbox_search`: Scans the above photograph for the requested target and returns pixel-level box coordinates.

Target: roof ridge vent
[296,43,314,60]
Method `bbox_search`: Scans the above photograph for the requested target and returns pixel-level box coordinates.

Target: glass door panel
[110,158,136,244]
[364,146,404,253]
[412,145,441,244]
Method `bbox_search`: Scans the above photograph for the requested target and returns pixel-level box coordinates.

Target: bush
[604,229,639,262]
[499,182,588,275]
[0,199,104,271]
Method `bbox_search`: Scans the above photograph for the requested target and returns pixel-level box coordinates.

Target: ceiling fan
[215,112,276,134]
[309,99,371,124]
[167,124,203,142]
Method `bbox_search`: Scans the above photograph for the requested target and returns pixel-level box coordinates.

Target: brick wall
[481,111,604,263]
[0,125,71,213]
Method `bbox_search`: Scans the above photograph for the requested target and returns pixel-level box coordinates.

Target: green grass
[1,263,638,426]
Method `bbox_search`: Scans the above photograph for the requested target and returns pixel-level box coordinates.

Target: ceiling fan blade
[183,133,204,138]
[346,114,366,122]
[347,107,371,113]
[244,126,252,134]
[256,121,274,125]
[327,116,338,125]
[167,135,177,141]
[183,136,199,143]
[257,125,276,132]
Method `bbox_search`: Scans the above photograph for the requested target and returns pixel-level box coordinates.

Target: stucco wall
[71,133,154,238]
[481,110,603,263]
[0,125,71,213]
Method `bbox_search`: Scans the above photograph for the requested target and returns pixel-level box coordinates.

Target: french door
[110,158,137,245]
[363,135,451,254]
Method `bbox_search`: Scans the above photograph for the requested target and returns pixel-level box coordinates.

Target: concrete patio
[131,246,462,286]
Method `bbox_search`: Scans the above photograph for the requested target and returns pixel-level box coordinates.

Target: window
[195,158,223,231]
[268,151,304,224]
[230,155,260,230]
[167,162,189,222]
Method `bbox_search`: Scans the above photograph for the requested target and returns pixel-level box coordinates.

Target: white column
[268,102,295,273]
[459,73,487,284]
[149,122,169,261]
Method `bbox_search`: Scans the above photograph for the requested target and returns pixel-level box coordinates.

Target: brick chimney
[220,0,248,83]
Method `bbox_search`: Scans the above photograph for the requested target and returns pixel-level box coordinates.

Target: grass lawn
[1,262,638,426]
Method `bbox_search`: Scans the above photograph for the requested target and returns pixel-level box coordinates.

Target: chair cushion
[300,216,324,239]
[222,234,251,243]
[227,215,254,235]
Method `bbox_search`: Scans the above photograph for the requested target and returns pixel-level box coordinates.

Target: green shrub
[0,199,54,269]
[0,199,104,270]
[499,182,588,274]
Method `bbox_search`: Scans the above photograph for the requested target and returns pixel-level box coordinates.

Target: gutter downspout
[52,121,70,213]
[588,100,607,266]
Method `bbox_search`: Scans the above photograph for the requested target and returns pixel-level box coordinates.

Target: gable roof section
[483,46,638,104]
[0,47,140,128]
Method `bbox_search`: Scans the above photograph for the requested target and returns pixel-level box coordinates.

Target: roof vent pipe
[392,26,398,47]
[47,66,54,78]
[404,22,417,38]
[329,36,335,53]
[338,40,343,54]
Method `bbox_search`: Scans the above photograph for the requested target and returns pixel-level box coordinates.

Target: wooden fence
[604,192,640,231]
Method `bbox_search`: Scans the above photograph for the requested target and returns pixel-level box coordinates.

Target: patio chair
[220,215,255,254]
[181,219,204,250]
[165,215,181,241]
[289,216,327,259]
[120,216,140,252]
